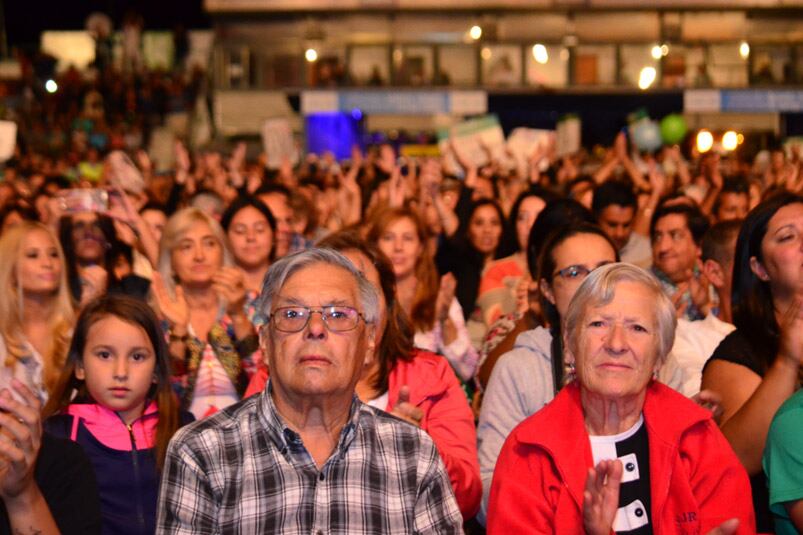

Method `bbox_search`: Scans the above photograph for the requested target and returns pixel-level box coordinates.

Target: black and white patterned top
[156,383,462,534]
[590,415,653,535]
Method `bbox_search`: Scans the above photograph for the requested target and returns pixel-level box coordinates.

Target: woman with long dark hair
[702,191,803,532]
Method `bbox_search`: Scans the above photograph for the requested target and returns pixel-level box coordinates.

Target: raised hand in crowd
[0,381,59,535]
[78,264,108,308]
[151,272,190,335]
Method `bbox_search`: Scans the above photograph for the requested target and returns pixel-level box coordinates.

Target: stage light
[305,48,318,62]
[45,79,58,93]
[532,44,548,64]
[470,25,482,40]
[697,130,714,153]
[722,131,739,151]
[638,67,656,90]
[739,41,750,59]
[651,45,662,60]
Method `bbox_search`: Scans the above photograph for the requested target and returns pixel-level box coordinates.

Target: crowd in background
[0,50,802,532]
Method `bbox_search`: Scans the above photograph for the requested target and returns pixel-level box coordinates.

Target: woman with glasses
[151,207,259,419]
[245,232,482,520]
[476,223,618,525]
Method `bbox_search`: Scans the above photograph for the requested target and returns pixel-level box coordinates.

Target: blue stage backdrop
[305,111,363,160]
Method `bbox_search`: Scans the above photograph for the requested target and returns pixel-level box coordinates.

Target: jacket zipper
[124,421,147,534]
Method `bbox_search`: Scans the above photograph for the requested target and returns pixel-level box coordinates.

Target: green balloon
[660,114,687,145]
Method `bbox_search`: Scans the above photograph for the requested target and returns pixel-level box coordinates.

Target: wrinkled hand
[515,275,536,316]
[435,274,456,322]
[78,265,108,306]
[151,272,190,330]
[213,267,248,316]
[583,459,623,535]
[687,265,711,315]
[390,385,423,427]
[0,381,42,501]
[706,519,739,535]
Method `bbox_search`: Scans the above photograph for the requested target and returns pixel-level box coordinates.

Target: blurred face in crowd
[715,192,749,223]
[541,233,617,318]
[751,203,803,299]
[141,208,167,244]
[652,213,699,284]
[568,280,660,402]
[227,206,273,270]
[472,177,494,201]
[72,212,107,264]
[598,204,635,252]
[171,221,223,288]
[468,204,503,257]
[76,315,156,425]
[377,216,423,281]
[515,196,546,252]
[19,228,62,295]
[259,192,293,259]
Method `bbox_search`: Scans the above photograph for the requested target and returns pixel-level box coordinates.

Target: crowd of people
[0,90,801,533]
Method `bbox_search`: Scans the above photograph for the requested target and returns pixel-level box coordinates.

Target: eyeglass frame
[267,305,368,333]
[552,261,614,281]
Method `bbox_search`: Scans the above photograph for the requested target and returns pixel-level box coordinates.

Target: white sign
[438,115,505,168]
[261,118,299,170]
[556,117,581,157]
[0,121,17,162]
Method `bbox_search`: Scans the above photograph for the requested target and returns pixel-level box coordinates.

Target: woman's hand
[213,267,248,317]
[435,274,456,323]
[78,265,108,307]
[151,272,190,331]
[778,299,803,366]
[390,386,423,428]
[583,459,623,535]
[0,380,42,501]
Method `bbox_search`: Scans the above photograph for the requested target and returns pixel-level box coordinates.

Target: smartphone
[57,189,109,213]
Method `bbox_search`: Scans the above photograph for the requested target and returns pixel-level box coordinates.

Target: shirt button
[626,462,635,472]
[635,508,644,517]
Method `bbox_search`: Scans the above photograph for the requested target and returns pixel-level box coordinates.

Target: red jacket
[487,381,755,534]
[244,349,482,519]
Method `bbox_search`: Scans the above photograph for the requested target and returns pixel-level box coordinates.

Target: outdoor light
[739,41,750,59]
[45,79,58,93]
[470,25,482,40]
[305,48,318,62]
[722,131,739,151]
[638,67,656,90]
[532,44,548,64]
[697,130,714,153]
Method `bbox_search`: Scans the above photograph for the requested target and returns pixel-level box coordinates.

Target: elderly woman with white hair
[151,207,259,419]
[487,263,755,534]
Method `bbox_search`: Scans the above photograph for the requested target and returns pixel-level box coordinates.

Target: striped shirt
[156,382,463,534]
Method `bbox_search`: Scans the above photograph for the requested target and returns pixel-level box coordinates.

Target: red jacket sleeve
[244,365,268,398]
[487,431,561,533]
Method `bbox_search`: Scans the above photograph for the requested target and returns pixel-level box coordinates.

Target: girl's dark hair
[58,213,123,303]
[317,230,414,394]
[0,203,38,230]
[44,295,181,471]
[536,223,619,392]
[731,191,803,374]
[526,198,595,279]
[497,187,557,257]
[220,195,277,261]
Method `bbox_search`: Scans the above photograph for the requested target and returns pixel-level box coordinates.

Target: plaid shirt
[156,383,463,534]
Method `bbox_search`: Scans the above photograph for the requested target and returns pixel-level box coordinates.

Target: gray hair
[564,262,676,364]
[255,248,379,328]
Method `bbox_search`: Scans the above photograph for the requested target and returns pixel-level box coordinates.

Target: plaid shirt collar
[258,380,361,459]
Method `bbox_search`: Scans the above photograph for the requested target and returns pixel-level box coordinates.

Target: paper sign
[0,121,17,162]
[556,116,581,157]
[262,118,299,170]
[437,114,505,168]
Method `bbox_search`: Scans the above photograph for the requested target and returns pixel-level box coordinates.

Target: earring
[564,362,576,384]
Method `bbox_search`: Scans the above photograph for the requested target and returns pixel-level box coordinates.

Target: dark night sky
[5,0,209,50]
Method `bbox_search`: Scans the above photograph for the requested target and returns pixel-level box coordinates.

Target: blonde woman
[0,222,74,402]
[151,207,259,419]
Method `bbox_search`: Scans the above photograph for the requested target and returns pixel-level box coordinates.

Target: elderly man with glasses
[156,248,462,534]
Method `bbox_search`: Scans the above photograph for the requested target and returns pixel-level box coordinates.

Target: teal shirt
[764,388,803,534]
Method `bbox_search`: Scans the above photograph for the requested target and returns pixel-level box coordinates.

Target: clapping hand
[390,385,423,428]
[583,459,623,535]
[151,272,190,331]
[212,267,248,317]
[435,274,456,323]
[0,381,42,502]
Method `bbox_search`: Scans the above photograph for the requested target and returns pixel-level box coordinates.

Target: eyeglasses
[269,306,365,333]
[553,262,612,281]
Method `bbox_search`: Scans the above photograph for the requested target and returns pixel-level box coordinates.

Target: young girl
[44,295,189,535]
